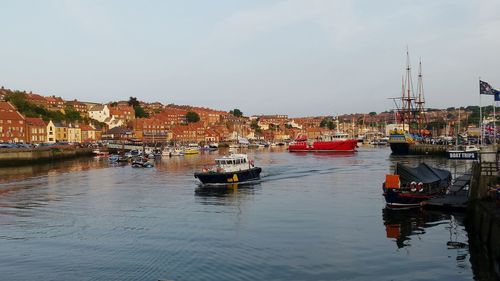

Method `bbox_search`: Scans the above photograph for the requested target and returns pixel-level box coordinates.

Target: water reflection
[0,156,106,186]
[383,208,470,270]
[194,182,261,206]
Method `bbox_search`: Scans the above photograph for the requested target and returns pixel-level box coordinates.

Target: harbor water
[0,147,491,280]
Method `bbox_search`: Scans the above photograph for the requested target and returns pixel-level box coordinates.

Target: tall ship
[288,131,358,152]
[388,49,427,155]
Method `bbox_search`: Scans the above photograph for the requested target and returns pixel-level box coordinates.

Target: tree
[134,106,149,118]
[109,101,118,107]
[230,108,243,117]
[320,117,336,130]
[369,111,377,116]
[186,111,200,123]
[128,96,139,108]
[64,106,81,122]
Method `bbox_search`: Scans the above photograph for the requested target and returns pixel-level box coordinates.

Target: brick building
[25,117,47,143]
[0,102,25,142]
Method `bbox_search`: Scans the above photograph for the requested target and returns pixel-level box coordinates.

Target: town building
[66,99,88,116]
[170,123,206,143]
[67,124,82,143]
[109,105,135,122]
[80,124,98,142]
[88,104,110,123]
[0,101,25,143]
[25,117,47,143]
[154,107,188,127]
[101,127,133,141]
[25,92,48,108]
[45,96,65,110]
[46,121,68,143]
[133,118,170,142]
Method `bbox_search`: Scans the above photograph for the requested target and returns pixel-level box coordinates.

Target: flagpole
[495,99,497,144]
[479,78,483,145]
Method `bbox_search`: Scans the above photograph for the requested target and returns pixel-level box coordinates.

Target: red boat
[288,133,358,152]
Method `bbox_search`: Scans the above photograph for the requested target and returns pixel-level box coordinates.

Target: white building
[88,104,110,123]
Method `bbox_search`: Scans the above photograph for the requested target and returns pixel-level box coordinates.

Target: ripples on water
[0,146,488,280]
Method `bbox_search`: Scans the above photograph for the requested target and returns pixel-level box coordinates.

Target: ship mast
[416,58,426,135]
[402,48,416,134]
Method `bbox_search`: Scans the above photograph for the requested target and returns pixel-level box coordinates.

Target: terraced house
[0,101,25,142]
[25,117,47,144]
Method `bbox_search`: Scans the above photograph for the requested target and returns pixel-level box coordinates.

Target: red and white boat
[288,132,358,152]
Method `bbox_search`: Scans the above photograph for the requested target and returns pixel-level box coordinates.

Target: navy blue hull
[195,167,262,184]
[390,143,410,155]
[383,189,433,209]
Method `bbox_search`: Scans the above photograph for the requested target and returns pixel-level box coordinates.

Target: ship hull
[383,189,437,209]
[389,142,410,155]
[288,140,357,152]
[194,167,262,184]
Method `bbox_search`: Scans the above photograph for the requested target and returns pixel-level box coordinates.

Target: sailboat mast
[404,48,415,134]
[416,58,426,135]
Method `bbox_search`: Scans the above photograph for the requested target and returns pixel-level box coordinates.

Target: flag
[495,89,500,101]
[480,80,495,95]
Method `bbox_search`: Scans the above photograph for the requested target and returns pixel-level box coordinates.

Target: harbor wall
[0,146,94,167]
[408,144,448,155]
[465,146,500,279]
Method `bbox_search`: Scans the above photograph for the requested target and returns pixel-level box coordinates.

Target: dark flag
[495,89,500,101]
[480,80,495,95]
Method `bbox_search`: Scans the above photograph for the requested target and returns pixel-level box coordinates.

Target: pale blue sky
[1,0,499,117]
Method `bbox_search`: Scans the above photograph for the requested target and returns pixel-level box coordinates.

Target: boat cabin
[212,154,253,173]
[320,132,349,141]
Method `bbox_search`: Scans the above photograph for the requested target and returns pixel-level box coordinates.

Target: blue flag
[495,89,500,101]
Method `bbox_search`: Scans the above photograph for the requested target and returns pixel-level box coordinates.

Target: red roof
[0,102,25,121]
[25,117,46,127]
[79,124,95,131]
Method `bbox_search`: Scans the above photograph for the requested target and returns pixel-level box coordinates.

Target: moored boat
[131,157,154,168]
[194,153,261,184]
[382,163,451,209]
[288,132,357,152]
[388,130,415,154]
[184,143,200,155]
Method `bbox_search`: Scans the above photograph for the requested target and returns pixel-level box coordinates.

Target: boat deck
[422,172,471,210]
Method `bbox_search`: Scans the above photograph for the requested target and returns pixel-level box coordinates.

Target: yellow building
[47,120,68,143]
[67,124,82,143]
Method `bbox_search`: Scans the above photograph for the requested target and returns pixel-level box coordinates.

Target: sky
[1,0,500,117]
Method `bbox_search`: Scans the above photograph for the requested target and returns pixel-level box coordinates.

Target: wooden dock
[422,172,472,210]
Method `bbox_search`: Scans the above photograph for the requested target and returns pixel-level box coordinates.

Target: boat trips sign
[447,151,478,160]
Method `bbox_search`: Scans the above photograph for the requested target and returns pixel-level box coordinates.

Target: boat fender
[250,160,254,167]
[202,168,208,173]
[410,181,417,192]
[417,182,424,192]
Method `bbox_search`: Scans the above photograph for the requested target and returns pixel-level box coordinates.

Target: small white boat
[171,148,184,156]
[184,143,200,155]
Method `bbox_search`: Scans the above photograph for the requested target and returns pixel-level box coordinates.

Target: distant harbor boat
[288,132,357,152]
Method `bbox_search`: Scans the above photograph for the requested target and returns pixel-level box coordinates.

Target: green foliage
[5,91,80,123]
[134,106,149,118]
[64,106,82,122]
[320,117,336,130]
[369,111,377,115]
[110,101,118,107]
[186,111,200,123]
[230,108,243,117]
[128,97,139,108]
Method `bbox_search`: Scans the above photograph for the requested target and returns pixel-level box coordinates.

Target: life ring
[410,181,417,192]
[417,182,424,192]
